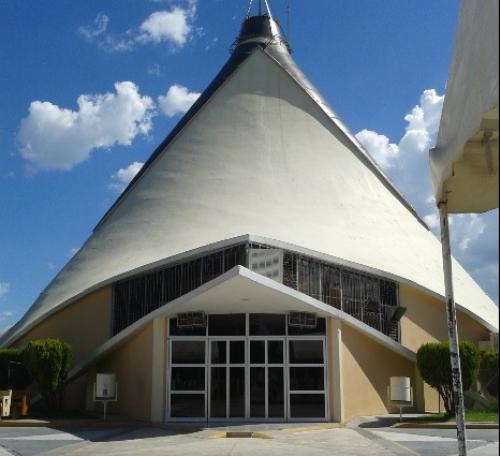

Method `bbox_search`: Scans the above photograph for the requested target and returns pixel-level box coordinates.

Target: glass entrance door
[209,339,246,419]
[288,338,327,420]
[168,314,328,422]
[249,339,285,420]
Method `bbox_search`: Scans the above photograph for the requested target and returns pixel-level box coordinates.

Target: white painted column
[327,317,344,422]
[150,317,167,424]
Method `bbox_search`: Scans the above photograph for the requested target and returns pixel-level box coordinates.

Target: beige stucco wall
[95,322,154,422]
[399,284,490,353]
[12,280,491,419]
[341,323,416,423]
[15,287,112,365]
[399,284,490,412]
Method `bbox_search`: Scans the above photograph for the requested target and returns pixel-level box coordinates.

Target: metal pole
[439,202,467,456]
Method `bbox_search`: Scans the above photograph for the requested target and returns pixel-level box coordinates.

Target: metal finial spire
[246,0,271,18]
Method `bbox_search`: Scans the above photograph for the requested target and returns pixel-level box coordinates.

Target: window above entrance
[168,313,327,338]
[113,241,401,341]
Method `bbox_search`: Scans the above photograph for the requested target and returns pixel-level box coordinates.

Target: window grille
[112,241,401,341]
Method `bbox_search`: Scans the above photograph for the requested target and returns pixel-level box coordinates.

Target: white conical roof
[3,16,497,346]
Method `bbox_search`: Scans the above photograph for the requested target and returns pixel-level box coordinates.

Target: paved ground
[367,428,498,456]
[0,421,497,455]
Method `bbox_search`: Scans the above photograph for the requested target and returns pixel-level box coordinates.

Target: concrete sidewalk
[1,417,497,456]
[1,425,414,456]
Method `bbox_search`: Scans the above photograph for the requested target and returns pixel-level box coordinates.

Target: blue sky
[0,0,498,330]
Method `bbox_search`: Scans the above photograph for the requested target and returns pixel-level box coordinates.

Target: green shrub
[480,348,499,371]
[22,339,72,411]
[479,349,499,400]
[417,340,480,417]
[0,348,32,390]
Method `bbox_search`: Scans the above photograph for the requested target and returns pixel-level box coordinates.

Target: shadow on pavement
[357,416,403,428]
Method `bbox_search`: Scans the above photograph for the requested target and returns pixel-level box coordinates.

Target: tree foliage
[479,348,499,401]
[417,340,480,417]
[0,348,32,390]
[21,339,72,411]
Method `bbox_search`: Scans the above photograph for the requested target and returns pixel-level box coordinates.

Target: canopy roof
[2,13,498,347]
[67,266,416,383]
[430,0,499,213]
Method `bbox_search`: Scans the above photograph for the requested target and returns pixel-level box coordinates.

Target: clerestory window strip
[112,241,400,341]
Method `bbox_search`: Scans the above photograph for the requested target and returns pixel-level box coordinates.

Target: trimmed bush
[21,339,72,411]
[417,340,480,417]
[479,349,499,401]
[480,348,499,372]
[0,348,32,390]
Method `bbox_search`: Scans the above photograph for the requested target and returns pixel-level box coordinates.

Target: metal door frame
[166,314,328,423]
[208,337,247,421]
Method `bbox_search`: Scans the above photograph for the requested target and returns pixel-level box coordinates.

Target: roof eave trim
[3,233,497,347]
[66,265,416,383]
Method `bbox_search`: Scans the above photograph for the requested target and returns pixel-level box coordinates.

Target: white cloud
[356,88,498,304]
[147,63,162,77]
[79,3,198,52]
[109,161,144,193]
[423,211,486,252]
[78,0,198,52]
[451,214,487,251]
[205,37,219,51]
[0,310,14,322]
[158,84,200,117]
[423,212,440,230]
[78,13,109,40]
[356,89,444,173]
[0,282,10,299]
[403,89,443,147]
[425,193,436,205]
[99,34,135,53]
[355,129,399,170]
[138,7,195,46]
[19,82,155,171]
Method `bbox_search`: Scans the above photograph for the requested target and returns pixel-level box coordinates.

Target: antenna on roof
[246,0,272,18]
[263,0,274,19]
[246,0,254,18]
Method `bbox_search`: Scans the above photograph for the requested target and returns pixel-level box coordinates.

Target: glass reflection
[289,340,324,364]
[171,394,205,418]
[250,340,265,364]
[172,341,205,364]
[268,367,284,417]
[171,367,205,391]
[230,367,245,417]
[250,367,265,417]
[230,341,245,364]
[210,367,226,418]
[290,394,325,418]
[267,341,283,364]
[289,367,324,390]
[211,341,226,364]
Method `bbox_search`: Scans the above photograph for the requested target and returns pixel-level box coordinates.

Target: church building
[2,5,498,424]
